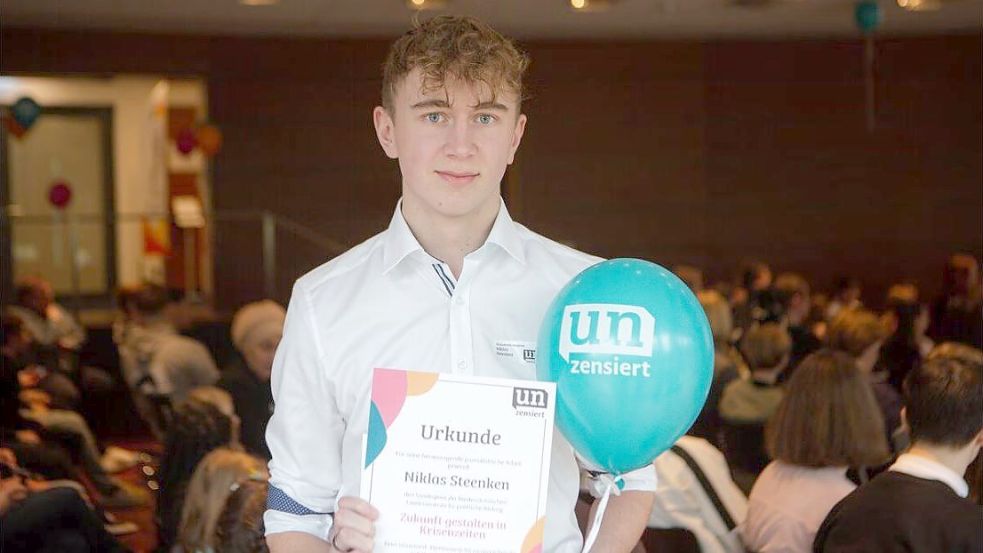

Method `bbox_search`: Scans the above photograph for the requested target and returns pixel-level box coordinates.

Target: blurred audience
[647,435,747,553]
[773,272,821,376]
[689,290,744,448]
[178,447,267,553]
[741,350,890,553]
[815,343,983,551]
[218,300,285,460]
[825,276,862,321]
[215,479,270,553]
[928,253,983,349]
[879,283,933,393]
[157,390,238,552]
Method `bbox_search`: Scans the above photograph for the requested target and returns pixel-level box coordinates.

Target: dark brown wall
[3,28,980,310]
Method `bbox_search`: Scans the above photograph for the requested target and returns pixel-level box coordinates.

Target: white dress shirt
[889,452,970,498]
[264,199,657,551]
[648,436,747,553]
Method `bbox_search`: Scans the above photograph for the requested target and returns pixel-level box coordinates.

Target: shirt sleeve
[264,281,343,541]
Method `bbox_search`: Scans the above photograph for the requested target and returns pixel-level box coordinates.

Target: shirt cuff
[263,509,334,541]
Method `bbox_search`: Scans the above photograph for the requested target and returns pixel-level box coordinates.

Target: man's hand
[329,496,379,552]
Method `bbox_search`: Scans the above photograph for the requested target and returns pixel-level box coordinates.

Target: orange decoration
[3,115,27,139]
[196,125,223,157]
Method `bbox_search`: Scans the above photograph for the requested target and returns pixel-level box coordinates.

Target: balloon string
[864,34,876,132]
[581,480,614,553]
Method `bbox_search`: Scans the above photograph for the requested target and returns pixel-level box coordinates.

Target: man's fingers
[333,507,376,537]
[332,527,374,553]
[337,496,379,520]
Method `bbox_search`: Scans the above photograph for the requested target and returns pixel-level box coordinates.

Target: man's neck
[401,198,500,280]
[907,443,978,478]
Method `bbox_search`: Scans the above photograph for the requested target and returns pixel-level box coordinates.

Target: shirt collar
[381,198,526,274]
[889,452,969,498]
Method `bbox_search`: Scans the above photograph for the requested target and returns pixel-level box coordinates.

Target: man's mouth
[435,171,479,185]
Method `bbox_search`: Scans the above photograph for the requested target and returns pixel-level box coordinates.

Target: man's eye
[426,113,444,123]
[476,114,496,125]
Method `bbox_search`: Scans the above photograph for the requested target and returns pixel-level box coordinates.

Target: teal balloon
[11,97,41,130]
[537,258,713,475]
[855,1,881,33]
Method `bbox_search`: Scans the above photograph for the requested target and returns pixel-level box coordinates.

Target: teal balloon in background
[537,258,713,474]
[854,1,881,34]
[11,97,41,130]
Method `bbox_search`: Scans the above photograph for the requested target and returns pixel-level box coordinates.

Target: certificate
[361,368,555,553]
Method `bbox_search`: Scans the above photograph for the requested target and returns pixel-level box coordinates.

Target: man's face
[374,69,527,222]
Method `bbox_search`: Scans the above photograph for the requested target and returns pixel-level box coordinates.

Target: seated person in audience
[732,260,777,337]
[6,276,86,408]
[773,272,821,376]
[928,253,983,349]
[1,315,146,509]
[720,323,791,484]
[116,283,219,434]
[741,350,890,553]
[1,448,127,552]
[157,389,239,552]
[647,435,748,553]
[827,308,902,444]
[218,300,285,460]
[824,276,862,322]
[814,343,983,551]
[178,447,268,553]
[879,283,933,393]
[216,479,270,553]
[689,290,744,447]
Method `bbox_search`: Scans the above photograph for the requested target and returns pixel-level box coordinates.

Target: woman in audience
[827,308,903,443]
[740,350,890,553]
[218,300,285,459]
[215,479,270,553]
[157,392,237,552]
[178,447,267,553]
[928,253,982,349]
[689,290,745,447]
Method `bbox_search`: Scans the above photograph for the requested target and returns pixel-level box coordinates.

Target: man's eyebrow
[472,101,509,111]
[410,99,451,109]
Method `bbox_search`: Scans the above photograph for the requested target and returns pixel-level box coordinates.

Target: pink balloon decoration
[48,180,73,209]
[176,128,198,155]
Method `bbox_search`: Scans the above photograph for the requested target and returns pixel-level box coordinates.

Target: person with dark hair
[741,350,890,553]
[814,343,983,551]
[879,283,933,393]
[773,272,821,375]
[824,276,862,322]
[216,479,270,553]
[928,253,983,349]
[732,261,781,336]
[156,394,236,552]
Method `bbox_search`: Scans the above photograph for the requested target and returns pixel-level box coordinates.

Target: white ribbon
[581,473,623,553]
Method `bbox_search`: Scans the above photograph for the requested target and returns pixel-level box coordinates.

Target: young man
[265,16,656,553]
[813,343,983,551]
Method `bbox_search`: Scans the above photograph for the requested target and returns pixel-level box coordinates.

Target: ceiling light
[406,0,448,9]
[571,0,587,9]
[568,0,618,12]
[897,0,942,10]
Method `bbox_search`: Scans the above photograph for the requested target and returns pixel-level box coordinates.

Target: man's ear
[373,106,399,159]
[506,113,527,165]
[974,428,983,447]
[900,407,907,429]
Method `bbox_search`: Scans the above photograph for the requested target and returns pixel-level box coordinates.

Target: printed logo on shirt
[558,304,655,361]
[495,340,537,365]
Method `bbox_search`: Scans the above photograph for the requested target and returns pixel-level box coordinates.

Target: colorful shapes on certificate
[536,258,714,474]
[520,517,545,553]
[365,401,387,467]
[372,368,408,427]
[406,370,439,396]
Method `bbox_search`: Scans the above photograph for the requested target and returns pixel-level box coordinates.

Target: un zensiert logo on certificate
[361,369,555,553]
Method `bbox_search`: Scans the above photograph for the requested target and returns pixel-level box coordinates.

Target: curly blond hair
[382,15,530,113]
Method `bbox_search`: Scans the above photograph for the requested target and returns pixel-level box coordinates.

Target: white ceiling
[1,0,981,39]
